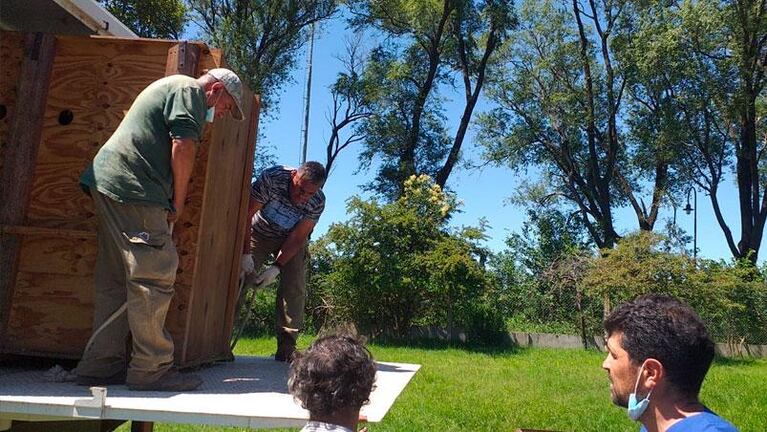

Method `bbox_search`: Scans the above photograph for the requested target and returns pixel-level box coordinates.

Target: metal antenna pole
[300,22,316,165]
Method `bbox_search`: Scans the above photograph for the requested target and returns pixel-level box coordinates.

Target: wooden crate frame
[0,32,260,367]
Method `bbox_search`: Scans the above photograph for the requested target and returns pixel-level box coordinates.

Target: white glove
[240,254,255,278]
[253,264,280,288]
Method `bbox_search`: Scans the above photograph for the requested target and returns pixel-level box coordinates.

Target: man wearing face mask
[237,162,326,361]
[75,68,245,391]
[602,294,738,432]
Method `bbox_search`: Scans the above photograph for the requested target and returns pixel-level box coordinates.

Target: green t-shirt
[81,75,206,209]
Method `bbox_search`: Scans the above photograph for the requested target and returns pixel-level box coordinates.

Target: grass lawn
[117,336,767,432]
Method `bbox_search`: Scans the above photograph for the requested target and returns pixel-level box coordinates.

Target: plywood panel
[26,160,96,229]
[0,32,24,174]
[17,235,97,276]
[0,32,57,348]
[26,37,173,229]
[183,89,257,363]
[4,272,93,357]
[2,34,258,367]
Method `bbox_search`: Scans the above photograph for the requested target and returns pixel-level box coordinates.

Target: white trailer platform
[0,356,420,430]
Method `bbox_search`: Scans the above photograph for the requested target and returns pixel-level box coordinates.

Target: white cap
[207,68,244,121]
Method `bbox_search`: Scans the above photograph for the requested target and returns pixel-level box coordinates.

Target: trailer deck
[0,356,420,430]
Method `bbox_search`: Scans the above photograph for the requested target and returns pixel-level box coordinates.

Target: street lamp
[684,187,697,260]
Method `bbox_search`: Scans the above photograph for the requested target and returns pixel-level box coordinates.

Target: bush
[306,175,504,343]
[583,232,767,345]
[492,230,767,346]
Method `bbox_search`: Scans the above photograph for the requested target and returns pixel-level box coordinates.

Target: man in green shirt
[75,68,244,392]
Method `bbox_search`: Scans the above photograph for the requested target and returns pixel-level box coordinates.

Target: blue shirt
[640,409,738,432]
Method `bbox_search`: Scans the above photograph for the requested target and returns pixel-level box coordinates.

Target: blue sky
[201,15,755,263]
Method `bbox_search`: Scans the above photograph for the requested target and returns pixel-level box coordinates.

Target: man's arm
[275,218,317,266]
[169,137,197,222]
[243,198,264,253]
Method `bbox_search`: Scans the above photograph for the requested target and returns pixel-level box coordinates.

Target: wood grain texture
[165,41,200,77]
[4,272,93,357]
[181,88,259,364]
[0,32,24,175]
[223,95,261,347]
[27,36,172,229]
[17,235,97,276]
[0,32,57,348]
[2,34,259,367]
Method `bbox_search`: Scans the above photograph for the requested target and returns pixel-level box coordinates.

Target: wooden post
[165,41,200,77]
[0,33,56,346]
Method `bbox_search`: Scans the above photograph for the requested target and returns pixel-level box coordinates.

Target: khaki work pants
[248,234,308,348]
[75,192,177,385]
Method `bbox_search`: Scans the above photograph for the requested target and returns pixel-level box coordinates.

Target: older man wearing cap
[75,68,244,391]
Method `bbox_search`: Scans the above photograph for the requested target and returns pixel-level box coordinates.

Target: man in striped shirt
[240,161,326,361]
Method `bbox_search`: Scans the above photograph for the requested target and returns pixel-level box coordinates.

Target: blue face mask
[627,363,653,421]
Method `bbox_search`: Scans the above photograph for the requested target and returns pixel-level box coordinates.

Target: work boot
[127,369,202,392]
[76,370,126,386]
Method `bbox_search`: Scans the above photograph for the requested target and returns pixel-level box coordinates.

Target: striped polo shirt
[250,165,325,239]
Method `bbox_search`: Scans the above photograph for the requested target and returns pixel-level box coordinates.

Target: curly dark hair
[288,335,377,417]
[604,294,715,398]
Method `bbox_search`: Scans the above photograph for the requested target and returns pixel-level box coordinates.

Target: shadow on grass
[367,335,522,356]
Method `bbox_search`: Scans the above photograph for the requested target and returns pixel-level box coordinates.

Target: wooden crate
[0,32,260,367]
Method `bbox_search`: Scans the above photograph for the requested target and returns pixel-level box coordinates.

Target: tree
[672,0,766,262]
[324,35,373,177]
[349,0,514,198]
[435,0,516,187]
[189,0,337,112]
[309,175,501,340]
[583,232,767,344]
[479,0,675,249]
[489,202,593,331]
[99,0,187,38]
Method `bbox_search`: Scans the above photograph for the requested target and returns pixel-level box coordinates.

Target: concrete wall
[409,326,767,358]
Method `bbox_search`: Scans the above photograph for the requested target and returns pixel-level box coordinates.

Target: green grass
[116,336,767,432]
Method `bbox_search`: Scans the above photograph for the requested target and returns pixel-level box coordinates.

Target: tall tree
[99,0,187,38]
[324,36,373,177]
[349,0,514,198]
[189,0,337,112]
[630,0,766,262]
[479,0,674,249]
[436,0,516,187]
[677,0,767,262]
[350,0,456,198]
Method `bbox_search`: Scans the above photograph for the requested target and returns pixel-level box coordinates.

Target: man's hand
[167,203,184,224]
[240,254,255,278]
[253,265,280,288]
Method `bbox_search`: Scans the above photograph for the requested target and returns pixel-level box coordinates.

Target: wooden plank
[26,161,97,229]
[16,235,97,276]
[222,95,261,347]
[1,225,97,239]
[165,123,210,362]
[0,32,25,175]
[165,41,200,77]
[25,36,173,228]
[181,89,258,364]
[4,272,93,357]
[0,32,57,349]
[197,47,223,74]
